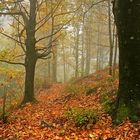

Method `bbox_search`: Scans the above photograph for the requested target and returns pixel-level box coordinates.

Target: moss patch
[116,102,130,123]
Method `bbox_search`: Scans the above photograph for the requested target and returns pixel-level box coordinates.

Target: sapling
[2,85,7,123]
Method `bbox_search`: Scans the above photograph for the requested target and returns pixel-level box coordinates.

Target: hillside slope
[0,71,140,140]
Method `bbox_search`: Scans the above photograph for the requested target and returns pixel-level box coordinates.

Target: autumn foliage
[0,71,140,140]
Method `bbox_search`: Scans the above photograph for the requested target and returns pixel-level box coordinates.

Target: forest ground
[0,70,140,140]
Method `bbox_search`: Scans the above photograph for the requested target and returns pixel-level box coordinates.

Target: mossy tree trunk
[113,0,140,122]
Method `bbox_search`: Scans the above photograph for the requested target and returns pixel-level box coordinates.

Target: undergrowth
[65,107,97,127]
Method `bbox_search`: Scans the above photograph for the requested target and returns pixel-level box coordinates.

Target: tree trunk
[47,60,51,83]
[96,23,101,70]
[113,33,118,78]
[21,0,37,104]
[113,0,140,122]
[108,0,113,75]
[75,25,80,78]
[85,28,91,75]
[22,56,37,104]
[52,46,57,82]
[81,15,85,77]
[62,44,66,82]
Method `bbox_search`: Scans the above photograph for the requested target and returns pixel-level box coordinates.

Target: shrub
[64,83,80,97]
[84,86,97,96]
[100,92,113,112]
[65,107,97,127]
[107,76,114,83]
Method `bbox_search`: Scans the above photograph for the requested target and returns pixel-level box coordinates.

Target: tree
[0,0,72,104]
[74,23,80,78]
[85,20,91,75]
[108,0,114,75]
[0,0,39,104]
[113,0,140,122]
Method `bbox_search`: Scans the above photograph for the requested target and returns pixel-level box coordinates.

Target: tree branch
[0,32,25,45]
[17,20,26,52]
[36,0,63,31]
[84,0,107,15]
[36,16,73,43]
[12,15,25,27]
[0,11,28,26]
[38,56,51,60]
[36,35,60,59]
[20,3,30,18]
[0,59,25,66]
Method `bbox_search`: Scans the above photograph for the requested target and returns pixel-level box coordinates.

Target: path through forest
[0,79,140,140]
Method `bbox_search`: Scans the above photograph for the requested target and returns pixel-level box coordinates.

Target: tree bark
[96,23,101,70]
[52,46,57,82]
[75,24,80,78]
[113,32,118,78]
[113,0,140,122]
[81,15,85,77]
[23,56,37,103]
[47,61,51,83]
[108,0,114,75]
[85,27,91,75]
[62,43,66,82]
[21,0,37,104]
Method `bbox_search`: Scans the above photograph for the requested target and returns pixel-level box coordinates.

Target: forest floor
[0,70,140,140]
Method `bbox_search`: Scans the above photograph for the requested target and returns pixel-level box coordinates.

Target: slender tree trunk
[62,44,66,82]
[2,86,7,123]
[47,61,51,83]
[52,46,57,82]
[48,2,55,83]
[81,42,85,76]
[96,5,102,71]
[113,0,140,122]
[81,15,85,76]
[75,25,80,78]
[96,24,101,70]
[108,0,113,75]
[85,28,91,75]
[113,33,118,78]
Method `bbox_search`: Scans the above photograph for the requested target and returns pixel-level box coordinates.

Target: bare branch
[18,27,26,37]
[37,0,45,11]
[13,54,25,60]
[12,15,25,27]
[36,34,60,58]
[84,0,107,15]
[0,11,28,26]
[36,16,73,43]
[53,3,82,18]
[20,3,30,17]
[37,50,52,59]
[0,32,25,45]
[0,12,21,16]
[36,2,81,42]
[38,56,51,60]
[0,59,25,66]
[36,12,52,31]
[17,19,26,52]
[36,0,63,31]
